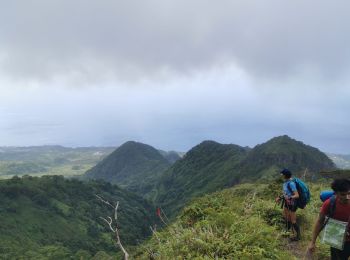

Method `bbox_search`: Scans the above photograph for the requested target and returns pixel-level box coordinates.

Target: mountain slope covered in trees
[154,135,336,216]
[238,135,336,181]
[154,141,248,215]
[158,150,182,164]
[0,175,155,259]
[84,141,171,198]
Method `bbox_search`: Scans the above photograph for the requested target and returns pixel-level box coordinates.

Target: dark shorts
[284,199,298,212]
[331,242,350,260]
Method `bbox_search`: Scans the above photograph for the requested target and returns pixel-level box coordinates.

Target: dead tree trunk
[96,195,129,260]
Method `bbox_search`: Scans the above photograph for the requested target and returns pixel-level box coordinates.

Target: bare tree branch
[115,226,129,259]
[160,207,170,223]
[95,194,114,209]
[150,225,161,243]
[96,195,129,260]
[100,217,115,233]
[114,201,119,221]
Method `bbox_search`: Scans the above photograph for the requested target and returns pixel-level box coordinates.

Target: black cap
[280,168,292,175]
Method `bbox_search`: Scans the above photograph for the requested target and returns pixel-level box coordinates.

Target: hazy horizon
[0,136,347,156]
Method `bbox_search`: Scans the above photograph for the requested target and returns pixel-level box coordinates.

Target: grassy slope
[134,181,334,259]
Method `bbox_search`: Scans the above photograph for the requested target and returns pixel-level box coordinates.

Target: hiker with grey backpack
[307,179,350,260]
[276,168,310,241]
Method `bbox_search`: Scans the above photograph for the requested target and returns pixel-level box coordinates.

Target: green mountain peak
[155,136,336,216]
[242,135,336,176]
[84,141,170,198]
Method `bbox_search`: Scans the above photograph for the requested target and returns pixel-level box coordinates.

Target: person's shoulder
[288,179,297,188]
[323,197,332,206]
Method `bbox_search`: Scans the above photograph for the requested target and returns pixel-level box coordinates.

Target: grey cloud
[1,1,350,84]
[0,1,349,154]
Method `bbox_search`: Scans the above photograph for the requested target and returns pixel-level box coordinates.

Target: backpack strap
[320,195,336,231]
[287,180,293,194]
[328,195,336,218]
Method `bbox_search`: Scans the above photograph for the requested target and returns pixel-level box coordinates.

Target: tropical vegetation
[0,175,155,259]
[0,136,346,259]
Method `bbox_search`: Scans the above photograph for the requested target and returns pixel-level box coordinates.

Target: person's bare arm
[291,190,299,199]
[308,213,326,252]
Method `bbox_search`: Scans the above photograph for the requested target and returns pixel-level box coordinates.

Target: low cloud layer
[0,1,349,153]
[1,1,350,84]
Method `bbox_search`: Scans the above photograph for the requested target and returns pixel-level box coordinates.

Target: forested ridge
[154,135,336,217]
[0,136,345,259]
[0,175,155,259]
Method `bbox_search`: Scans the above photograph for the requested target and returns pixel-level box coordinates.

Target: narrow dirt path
[284,239,310,259]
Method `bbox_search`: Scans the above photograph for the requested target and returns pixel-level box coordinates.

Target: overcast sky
[0,1,349,154]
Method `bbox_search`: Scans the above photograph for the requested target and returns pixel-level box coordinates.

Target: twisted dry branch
[96,195,129,260]
[95,194,114,209]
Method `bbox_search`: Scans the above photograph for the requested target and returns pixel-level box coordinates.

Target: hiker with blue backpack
[307,179,350,260]
[276,168,309,241]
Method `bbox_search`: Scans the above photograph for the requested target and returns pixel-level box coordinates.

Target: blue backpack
[320,190,335,202]
[287,178,311,209]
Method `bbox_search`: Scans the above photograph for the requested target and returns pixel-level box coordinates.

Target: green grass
[134,181,334,259]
